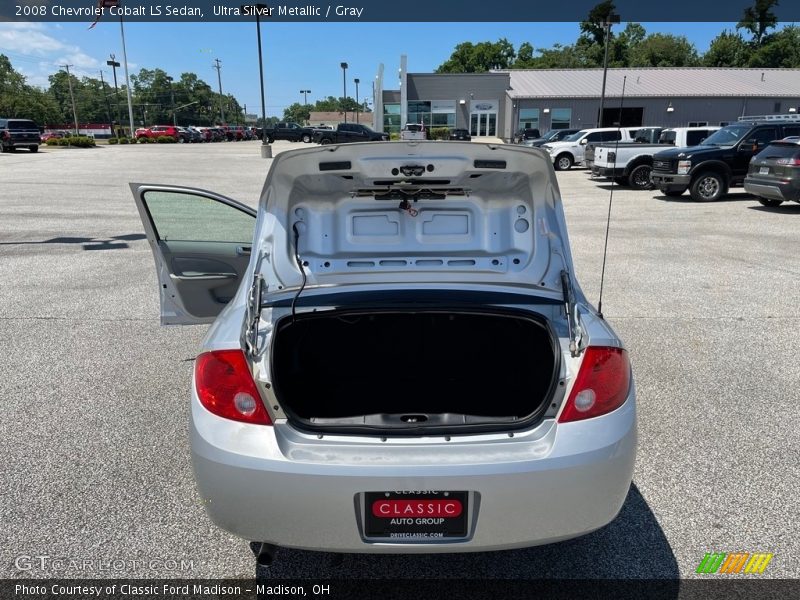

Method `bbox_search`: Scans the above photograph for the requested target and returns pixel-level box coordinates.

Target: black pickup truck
[651,118,800,201]
[314,123,389,144]
[262,122,316,143]
[0,118,41,152]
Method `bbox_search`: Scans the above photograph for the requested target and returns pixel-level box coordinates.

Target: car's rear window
[757,143,800,159]
[8,120,38,130]
[659,131,676,144]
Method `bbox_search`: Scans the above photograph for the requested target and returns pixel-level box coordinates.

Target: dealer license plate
[364,491,468,540]
[760,167,770,175]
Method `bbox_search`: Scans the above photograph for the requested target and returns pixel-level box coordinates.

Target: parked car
[313,122,389,144]
[542,128,635,171]
[513,128,541,144]
[584,129,640,170]
[591,127,720,190]
[743,137,800,207]
[262,122,316,143]
[651,116,800,201]
[449,128,471,141]
[400,123,426,141]
[129,141,636,565]
[40,130,70,142]
[523,128,580,148]
[136,125,180,141]
[0,118,42,152]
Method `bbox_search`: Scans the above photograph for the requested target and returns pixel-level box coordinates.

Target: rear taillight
[194,350,272,425]
[558,347,631,423]
[776,157,800,166]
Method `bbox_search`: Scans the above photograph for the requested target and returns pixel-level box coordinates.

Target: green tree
[283,102,310,123]
[703,30,751,67]
[436,39,516,73]
[579,0,616,46]
[747,25,800,67]
[737,0,779,46]
[628,34,699,67]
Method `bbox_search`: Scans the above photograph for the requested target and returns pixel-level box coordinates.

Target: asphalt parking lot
[1,141,798,582]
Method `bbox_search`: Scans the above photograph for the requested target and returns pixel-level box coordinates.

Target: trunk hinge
[244,251,268,357]
[560,269,584,357]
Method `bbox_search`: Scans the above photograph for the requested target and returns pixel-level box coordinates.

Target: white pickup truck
[400,123,426,141]
[591,126,720,189]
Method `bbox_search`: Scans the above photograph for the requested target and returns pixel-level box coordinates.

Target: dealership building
[374,60,800,141]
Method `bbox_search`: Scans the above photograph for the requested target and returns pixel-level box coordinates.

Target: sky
[1,21,737,118]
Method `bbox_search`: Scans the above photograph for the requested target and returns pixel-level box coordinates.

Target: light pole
[340,62,348,123]
[242,3,271,157]
[597,13,620,127]
[300,89,311,125]
[354,78,360,123]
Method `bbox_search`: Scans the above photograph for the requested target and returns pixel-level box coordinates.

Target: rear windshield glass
[8,120,38,130]
[659,131,676,144]
[757,143,800,159]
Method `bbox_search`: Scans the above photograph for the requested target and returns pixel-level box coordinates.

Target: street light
[597,12,621,127]
[354,78,360,123]
[242,3,271,157]
[300,89,311,105]
[340,62,348,123]
[106,55,122,137]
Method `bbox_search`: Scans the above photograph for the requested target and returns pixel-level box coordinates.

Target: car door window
[686,130,707,146]
[601,131,622,142]
[143,191,255,244]
[782,126,800,138]
[585,132,603,143]
[750,128,778,148]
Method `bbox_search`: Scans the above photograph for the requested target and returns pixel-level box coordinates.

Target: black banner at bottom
[4,579,800,600]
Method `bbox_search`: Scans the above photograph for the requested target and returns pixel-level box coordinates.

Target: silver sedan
[131,141,636,565]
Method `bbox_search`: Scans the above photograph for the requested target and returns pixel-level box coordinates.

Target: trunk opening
[271,308,560,435]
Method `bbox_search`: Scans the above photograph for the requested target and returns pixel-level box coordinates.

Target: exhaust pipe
[255,542,277,567]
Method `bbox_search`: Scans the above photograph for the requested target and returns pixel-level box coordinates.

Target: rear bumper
[593,166,625,178]
[744,178,800,203]
[651,172,689,190]
[191,384,637,553]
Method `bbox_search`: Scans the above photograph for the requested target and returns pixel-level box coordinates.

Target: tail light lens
[558,347,631,423]
[194,350,272,425]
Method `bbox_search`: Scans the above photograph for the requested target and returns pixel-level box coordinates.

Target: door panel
[130,184,257,325]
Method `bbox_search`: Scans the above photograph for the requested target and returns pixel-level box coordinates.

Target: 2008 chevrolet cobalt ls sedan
[131,141,636,565]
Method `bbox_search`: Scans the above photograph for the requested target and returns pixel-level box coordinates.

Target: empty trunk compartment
[271,308,560,434]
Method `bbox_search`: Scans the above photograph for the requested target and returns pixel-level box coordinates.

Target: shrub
[108,137,118,145]
[156,135,176,143]
[137,136,150,143]
[119,137,130,144]
[429,127,450,141]
[45,138,59,146]
[57,138,70,146]
[389,132,400,141]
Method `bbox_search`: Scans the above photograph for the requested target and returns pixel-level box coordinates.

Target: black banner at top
[4,0,800,22]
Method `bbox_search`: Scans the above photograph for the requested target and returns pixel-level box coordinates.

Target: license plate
[760,167,770,175]
[364,491,468,540]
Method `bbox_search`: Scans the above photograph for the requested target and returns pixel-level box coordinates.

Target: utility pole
[597,13,620,127]
[166,75,176,126]
[106,55,122,137]
[340,62,348,123]
[119,15,135,137]
[62,64,79,135]
[213,58,225,124]
[99,70,113,136]
[354,78,360,123]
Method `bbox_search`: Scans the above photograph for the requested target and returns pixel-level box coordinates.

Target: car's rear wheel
[690,172,727,202]
[178,137,185,143]
[628,164,653,190]
[757,198,784,207]
[301,134,311,143]
[555,154,573,171]
[319,138,332,145]
[267,136,274,144]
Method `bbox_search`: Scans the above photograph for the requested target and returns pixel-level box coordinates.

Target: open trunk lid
[253,141,576,300]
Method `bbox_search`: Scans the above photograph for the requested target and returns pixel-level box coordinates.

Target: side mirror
[580,139,588,145]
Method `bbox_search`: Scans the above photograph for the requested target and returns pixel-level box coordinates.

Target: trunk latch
[400,414,429,423]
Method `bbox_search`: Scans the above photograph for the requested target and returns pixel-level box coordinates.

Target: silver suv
[132,141,636,564]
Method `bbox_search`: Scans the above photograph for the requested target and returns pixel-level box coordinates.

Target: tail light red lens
[194,350,272,425]
[558,346,631,423]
